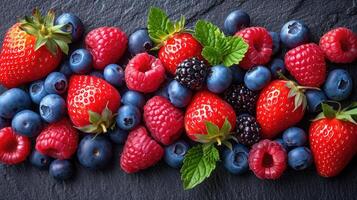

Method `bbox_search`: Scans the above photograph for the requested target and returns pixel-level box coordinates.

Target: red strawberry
[144,96,184,145]
[0,9,71,88]
[35,119,78,160]
[125,53,165,93]
[67,75,121,134]
[0,127,31,165]
[120,126,164,173]
[256,80,306,139]
[185,90,236,141]
[85,26,128,70]
[309,103,357,177]
[285,43,326,87]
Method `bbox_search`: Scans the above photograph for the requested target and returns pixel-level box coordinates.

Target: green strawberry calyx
[314,102,357,125]
[19,8,72,55]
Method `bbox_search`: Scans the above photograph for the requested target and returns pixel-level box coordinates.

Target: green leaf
[193,20,225,48]
[220,118,232,135]
[44,9,55,26]
[181,144,219,190]
[201,46,223,66]
[205,121,220,136]
[76,124,100,133]
[222,36,248,66]
[89,110,102,124]
[336,114,357,125]
[34,37,48,51]
[54,39,69,55]
[321,103,336,118]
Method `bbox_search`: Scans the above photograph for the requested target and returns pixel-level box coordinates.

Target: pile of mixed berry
[0,7,356,190]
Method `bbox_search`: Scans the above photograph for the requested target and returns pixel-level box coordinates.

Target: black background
[0,0,356,200]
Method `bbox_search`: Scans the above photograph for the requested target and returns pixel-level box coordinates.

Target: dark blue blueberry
[58,61,73,78]
[155,81,170,100]
[49,159,74,180]
[12,110,42,137]
[230,65,245,84]
[164,140,190,169]
[275,138,288,150]
[224,10,250,35]
[90,71,104,79]
[167,80,192,108]
[116,105,141,131]
[108,128,128,144]
[269,58,286,78]
[223,143,249,174]
[44,72,68,94]
[306,90,327,113]
[103,64,125,87]
[269,31,280,55]
[280,20,310,49]
[69,49,93,74]
[244,65,271,91]
[0,116,9,129]
[0,84,7,95]
[121,90,145,109]
[77,135,113,170]
[30,150,53,169]
[0,88,31,119]
[128,28,153,55]
[282,127,307,147]
[39,94,66,123]
[55,13,84,42]
[29,80,48,104]
[323,69,352,101]
[288,147,313,170]
[207,65,233,93]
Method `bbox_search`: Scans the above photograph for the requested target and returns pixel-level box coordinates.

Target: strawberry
[0,9,71,88]
[85,26,128,70]
[144,96,184,145]
[309,103,357,177]
[120,126,164,173]
[256,80,307,139]
[67,75,121,134]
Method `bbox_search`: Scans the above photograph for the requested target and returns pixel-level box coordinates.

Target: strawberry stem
[100,123,108,133]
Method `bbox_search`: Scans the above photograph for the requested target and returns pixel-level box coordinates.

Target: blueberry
[108,128,128,144]
[155,81,170,99]
[207,65,233,93]
[269,58,286,78]
[44,72,68,94]
[269,31,280,55]
[128,28,153,55]
[167,80,192,108]
[58,61,73,78]
[103,64,125,87]
[282,127,307,147]
[244,66,271,91]
[77,135,112,170]
[0,85,7,95]
[305,90,327,113]
[0,116,9,129]
[0,88,31,119]
[12,110,42,137]
[29,80,48,104]
[230,65,245,84]
[55,13,84,42]
[30,150,53,169]
[39,94,66,123]
[90,71,104,79]
[288,147,313,170]
[323,69,353,101]
[280,20,309,49]
[223,143,249,174]
[69,49,93,74]
[275,138,288,150]
[224,10,250,35]
[121,90,145,109]
[164,140,190,169]
[116,105,141,131]
[49,159,74,180]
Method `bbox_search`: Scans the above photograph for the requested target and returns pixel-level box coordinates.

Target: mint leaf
[222,36,248,66]
[193,20,226,48]
[181,143,219,190]
[201,46,223,66]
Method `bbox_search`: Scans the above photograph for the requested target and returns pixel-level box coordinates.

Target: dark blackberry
[223,84,258,114]
[235,114,261,146]
[175,57,208,90]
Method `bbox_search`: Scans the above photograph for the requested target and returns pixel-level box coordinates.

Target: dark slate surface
[0,0,357,200]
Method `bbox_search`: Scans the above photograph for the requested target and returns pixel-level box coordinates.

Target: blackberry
[235,114,261,146]
[223,84,258,114]
[175,57,208,90]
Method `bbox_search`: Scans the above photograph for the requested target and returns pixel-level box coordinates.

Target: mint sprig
[193,20,248,66]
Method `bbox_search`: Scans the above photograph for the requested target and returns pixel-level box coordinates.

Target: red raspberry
[249,139,287,179]
[159,33,203,74]
[0,127,30,165]
[235,27,273,69]
[36,119,78,160]
[285,43,326,87]
[85,27,128,70]
[120,126,164,173]
[319,27,357,63]
[125,53,165,93]
[144,96,184,145]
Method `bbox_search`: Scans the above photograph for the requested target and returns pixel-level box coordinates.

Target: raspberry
[249,139,287,179]
[125,53,165,93]
[235,114,261,146]
[175,57,208,90]
[36,119,78,160]
[235,27,273,69]
[223,84,258,115]
[319,27,357,63]
[0,127,30,165]
[144,96,184,145]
